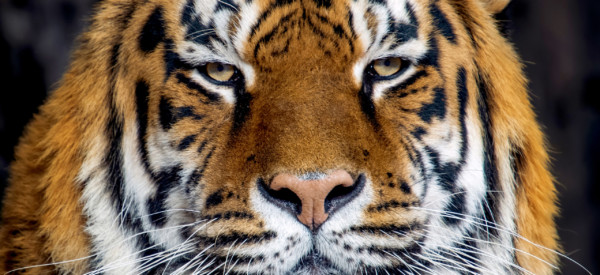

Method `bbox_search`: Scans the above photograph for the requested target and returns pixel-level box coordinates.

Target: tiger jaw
[168,170,432,274]
[182,175,427,275]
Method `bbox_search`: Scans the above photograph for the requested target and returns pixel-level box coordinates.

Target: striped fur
[1,0,560,274]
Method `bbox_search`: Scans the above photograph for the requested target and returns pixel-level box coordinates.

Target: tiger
[0,0,562,273]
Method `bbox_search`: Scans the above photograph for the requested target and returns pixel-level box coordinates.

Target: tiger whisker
[412,227,543,275]
[393,230,492,274]
[87,219,212,274]
[411,204,587,272]
[188,31,218,41]
[401,252,436,274]
[167,221,220,274]
[413,232,522,275]
[6,220,203,275]
[217,0,239,12]
[424,224,558,274]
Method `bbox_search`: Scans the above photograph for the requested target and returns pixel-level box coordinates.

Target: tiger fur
[0,0,559,274]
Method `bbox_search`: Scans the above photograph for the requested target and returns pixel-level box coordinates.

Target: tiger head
[0,0,560,274]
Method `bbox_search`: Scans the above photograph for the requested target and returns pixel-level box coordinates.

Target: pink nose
[269,170,354,229]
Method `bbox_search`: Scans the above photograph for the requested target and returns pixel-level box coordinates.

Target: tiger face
[0,0,560,274]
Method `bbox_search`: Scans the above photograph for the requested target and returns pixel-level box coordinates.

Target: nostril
[324,185,356,212]
[324,174,366,213]
[257,178,302,214]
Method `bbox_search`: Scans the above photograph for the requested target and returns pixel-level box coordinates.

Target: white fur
[78,132,141,274]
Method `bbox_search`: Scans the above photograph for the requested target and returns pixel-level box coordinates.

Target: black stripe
[361,242,423,258]
[456,67,469,160]
[159,96,175,130]
[110,44,121,76]
[197,140,208,154]
[175,106,204,120]
[367,200,412,212]
[178,134,197,150]
[185,169,202,190]
[146,166,183,227]
[101,84,153,269]
[159,98,206,132]
[248,0,296,41]
[349,223,423,235]
[181,0,223,47]
[313,0,331,8]
[429,3,456,43]
[477,64,500,237]
[442,188,466,224]
[359,76,380,130]
[438,229,481,273]
[193,146,215,187]
[388,20,418,46]
[305,14,344,54]
[439,67,470,225]
[411,126,426,139]
[387,3,419,48]
[421,37,440,67]
[253,11,299,59]
[196,231,276,247]
[201,147,215,169]
[386,70,429,96]
[347,10,356,40]
[135,80,152,172]
[138,233,164,273]
[232,83,252,133]
[175,73,221,102]
[105,102,126,222]
[139,7,166,53]
[398,137,427,193]
[113,1,137,28]
[418,86,446,123]
[405,1,419,27]
[510,146,525,186]
[269,37,292,57]
[205,189,224,210]
[313,12,355,53]
[450,1,481,50]
[181,0,195,24]
[215,0,238,12]
[164,41,192,81]
[200,211,255,221]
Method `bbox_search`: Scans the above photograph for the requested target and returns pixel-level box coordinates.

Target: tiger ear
[479,0,510,14]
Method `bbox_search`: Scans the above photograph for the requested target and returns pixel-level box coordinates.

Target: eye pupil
[384,59,391,66]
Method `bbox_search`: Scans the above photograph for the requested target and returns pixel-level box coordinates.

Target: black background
[0,0,598,273]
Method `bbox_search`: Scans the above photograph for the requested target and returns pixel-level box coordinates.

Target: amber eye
[372,57,403,77]
[205,62,236,82]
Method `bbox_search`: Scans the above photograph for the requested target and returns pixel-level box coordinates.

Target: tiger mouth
[289,252,338,275]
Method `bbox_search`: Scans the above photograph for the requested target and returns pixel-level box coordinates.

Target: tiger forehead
[178,0,423,65]
[244,0,361,68]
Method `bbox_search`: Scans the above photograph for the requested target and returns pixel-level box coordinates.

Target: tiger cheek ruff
[0,0,560,274]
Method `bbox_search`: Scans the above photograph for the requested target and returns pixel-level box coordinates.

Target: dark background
[0,0,598,273]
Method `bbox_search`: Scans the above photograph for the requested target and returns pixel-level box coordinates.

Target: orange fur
[0,0,559,273]
[452,0,559,272]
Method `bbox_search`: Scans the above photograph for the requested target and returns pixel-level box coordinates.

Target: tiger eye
[206,62,235,82]
[372,57,403,77]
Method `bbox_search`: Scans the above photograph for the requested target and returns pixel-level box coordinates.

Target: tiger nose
[267,170,359,230]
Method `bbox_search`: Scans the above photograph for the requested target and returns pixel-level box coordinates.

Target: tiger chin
[0,0,560,274]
